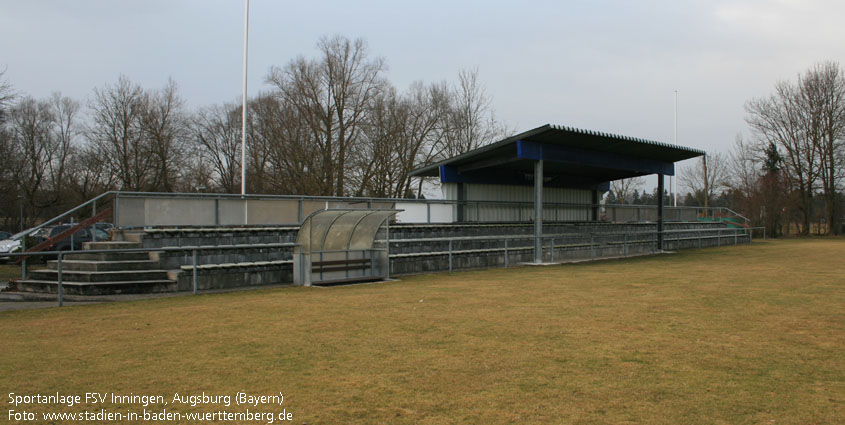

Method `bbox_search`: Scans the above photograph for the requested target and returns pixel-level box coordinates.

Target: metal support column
[456,183,465,222]
[534,159,544,263]
[657,173,664,251]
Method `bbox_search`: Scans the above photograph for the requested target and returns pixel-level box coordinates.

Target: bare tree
[68,143,116,202]
[0,69,17,229]
[438,68,507,159]
[6,95,76,223]
[680,152,729,208]
[0,69,13,121]
[88,76,153,191]
[267,35,387,196]
[140,78,190,192]
[354,81,449,198]
[746,62,845,234]
[800,62,845,235]
[727,134,762,200]
[193,103,242,193]
[610,176,645,204]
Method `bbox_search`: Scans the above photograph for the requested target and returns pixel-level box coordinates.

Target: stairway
[11,241,178,295]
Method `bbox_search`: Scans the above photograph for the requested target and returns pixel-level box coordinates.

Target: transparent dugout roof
[296,209,399,253]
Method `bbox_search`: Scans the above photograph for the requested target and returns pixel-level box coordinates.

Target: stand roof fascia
[410,124,705,189]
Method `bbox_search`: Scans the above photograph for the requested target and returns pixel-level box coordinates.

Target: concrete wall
[176,264,293,291]
[441,183,593,221]
[120,221,750,289]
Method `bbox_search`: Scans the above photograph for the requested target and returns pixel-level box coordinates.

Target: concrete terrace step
[82,241,142,250]
[12,279,178,295]
[63,251,153,261]
[178,259,293,271]
[28,269,171,283]
[45,259,161,272]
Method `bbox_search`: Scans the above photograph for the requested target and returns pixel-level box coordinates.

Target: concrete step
[119,232,145,243]
[45,259,160,272]
[82,241,142,250]
[12,279,179,295]
[28,269,171,283]
[63,251,152,261]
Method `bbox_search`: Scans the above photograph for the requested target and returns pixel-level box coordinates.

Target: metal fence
[106,191,748,227]
[3,243,299,307]
[5,226,762,308]
[391,227,761,272]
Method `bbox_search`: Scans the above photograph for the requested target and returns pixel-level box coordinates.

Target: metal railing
[3,242,299,307]
[105,191,749,227]
[10,190,750,235]
[3,226,764,308]
[389,227,763,272]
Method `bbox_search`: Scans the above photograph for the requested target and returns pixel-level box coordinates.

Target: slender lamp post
[241,0,249,196]
[673,90,678,207]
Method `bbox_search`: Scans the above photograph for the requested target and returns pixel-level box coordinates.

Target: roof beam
[456,156,521,173]
[516,140,675,176]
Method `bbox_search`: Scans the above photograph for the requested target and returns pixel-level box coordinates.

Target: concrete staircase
[11,241,178,295]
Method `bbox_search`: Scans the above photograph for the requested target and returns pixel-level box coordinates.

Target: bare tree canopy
[746,61,845,234]
[1,34,518,225]
[267,35,387,196]
[610,176,645,204]
[680,152,730,208]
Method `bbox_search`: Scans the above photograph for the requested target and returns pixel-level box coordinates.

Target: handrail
[14,191,117,240]
[386,227,752,244]
[16,208,113,263]
[718,207,750,224]
[110,190,744,210]
[18,190,751,234]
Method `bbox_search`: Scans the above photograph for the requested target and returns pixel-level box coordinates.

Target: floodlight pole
[240,0,249,197]
[673,90,678,207]
[240,0,250,225]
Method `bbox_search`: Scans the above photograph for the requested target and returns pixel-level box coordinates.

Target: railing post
[763,227,766,240]
[215,198,220,225]
[426,203,431,224]
[385,219,390,280]
[70,216,75,251]
[21,237,27,280]
[448,239,453,272]
[550,238,555,262]
[57,253,63,307]
[504,238,509,268]
[92,203,98,242]
[192,249,198,295]
[734,229,738,245]
[717,229,721,247]
[624,233,628,256]
[113,192,120,228]
[590,233,594,258]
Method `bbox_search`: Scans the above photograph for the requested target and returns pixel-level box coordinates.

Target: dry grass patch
[1,239,843,424]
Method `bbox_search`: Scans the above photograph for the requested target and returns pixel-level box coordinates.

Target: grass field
[1,239,843,424]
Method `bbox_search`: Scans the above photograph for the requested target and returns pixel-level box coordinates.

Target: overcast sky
[3,0,845,177]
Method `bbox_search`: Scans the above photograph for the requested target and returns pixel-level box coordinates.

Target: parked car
[93,222,115,235]
[0,229,30,262]
[34,225,110,251]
